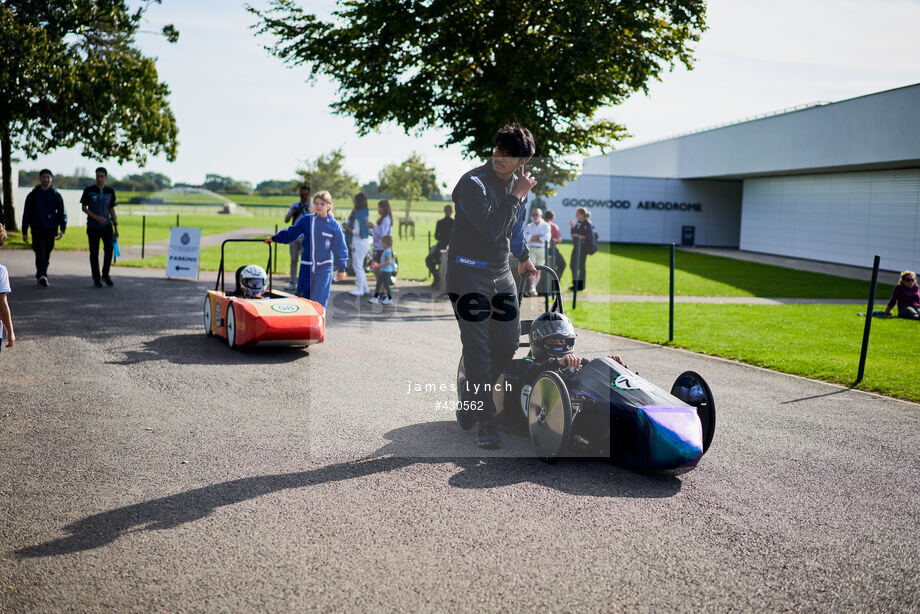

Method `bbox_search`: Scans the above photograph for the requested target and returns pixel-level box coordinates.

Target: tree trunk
[1,122,17,232]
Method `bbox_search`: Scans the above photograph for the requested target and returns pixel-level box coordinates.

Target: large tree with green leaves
[0,0,179,230]
[378,153,439,220]
[249,0,706,196]
[296,149,360,206]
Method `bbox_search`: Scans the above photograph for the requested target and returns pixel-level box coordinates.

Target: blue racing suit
[272,214,348,308]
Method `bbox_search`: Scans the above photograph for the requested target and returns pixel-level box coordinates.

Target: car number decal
[614,374,642,391]
[271,303,299,313]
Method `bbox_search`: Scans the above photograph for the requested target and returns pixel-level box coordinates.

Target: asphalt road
[1,249,919,612]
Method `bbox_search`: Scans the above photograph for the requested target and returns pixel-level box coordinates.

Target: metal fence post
[669,243,675,342]
[856,255,881,383]
[273,224,278,273]
[141,215,146,259]
[427,230,431,280]
[176,213,180,227]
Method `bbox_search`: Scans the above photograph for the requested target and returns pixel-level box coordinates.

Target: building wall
[739,169,920,272]
[542,175,742,246]
[583,84,920,179]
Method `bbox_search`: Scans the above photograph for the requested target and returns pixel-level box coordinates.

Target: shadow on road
[106,333,308,366]
[14,422,681,559]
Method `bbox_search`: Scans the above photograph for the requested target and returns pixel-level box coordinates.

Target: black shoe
[93,280,103,288]
[38,276,49,287]
[102,276,113,287]
[476,419,501,449]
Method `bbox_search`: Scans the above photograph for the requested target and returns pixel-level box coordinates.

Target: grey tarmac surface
[1,249,919,612]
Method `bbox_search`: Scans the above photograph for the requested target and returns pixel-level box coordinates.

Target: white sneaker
[367,297,380,304]
[380,297,393,305]
[348,289,364,296]
[39,276,49,287]
[285,282,296,291]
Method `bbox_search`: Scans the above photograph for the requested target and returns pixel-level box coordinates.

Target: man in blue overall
[265,190,348,308]
[448,124,538,448]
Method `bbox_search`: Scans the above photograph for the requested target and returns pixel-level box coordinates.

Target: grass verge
[568,301,920,403]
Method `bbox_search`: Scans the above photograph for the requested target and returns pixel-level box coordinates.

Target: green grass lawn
[570,243,893,298]
[107,217,894,299]
[568,302,920,402]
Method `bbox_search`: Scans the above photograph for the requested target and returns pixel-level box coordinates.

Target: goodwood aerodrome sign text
[561,198,702,212]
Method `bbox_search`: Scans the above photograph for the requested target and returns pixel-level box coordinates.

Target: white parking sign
[166,227,202,281]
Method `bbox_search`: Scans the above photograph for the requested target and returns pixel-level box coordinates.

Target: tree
[296,149,359,205]
[203,174,251,195]
[378,153,439,220]
[249,0,706,197]
[0,1,179,230]
[256,178,299,196]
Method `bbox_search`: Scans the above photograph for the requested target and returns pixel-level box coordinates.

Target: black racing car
[457,266,715,469]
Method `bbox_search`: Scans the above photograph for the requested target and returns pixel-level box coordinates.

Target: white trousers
[352,237,372,294]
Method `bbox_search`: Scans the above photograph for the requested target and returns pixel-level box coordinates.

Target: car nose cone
[638,406,704,469]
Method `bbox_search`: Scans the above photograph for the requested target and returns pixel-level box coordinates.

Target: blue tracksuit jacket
[272,214,348,307]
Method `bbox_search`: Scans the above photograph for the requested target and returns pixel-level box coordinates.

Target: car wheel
[455,356,476,431]
[528,370,572,462]
[203,295,213,337]
[226,303,237,349]
[671,371,715,453]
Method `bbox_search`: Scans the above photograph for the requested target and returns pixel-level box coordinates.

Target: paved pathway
[1,248,919,611]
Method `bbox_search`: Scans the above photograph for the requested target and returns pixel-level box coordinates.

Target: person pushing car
[265,190,347,308]
[448,123,538,449]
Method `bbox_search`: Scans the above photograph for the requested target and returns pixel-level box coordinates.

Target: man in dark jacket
[81,167,118,287]
[448,124,538,448]
[22,169,67,287]
[426,204,455,286]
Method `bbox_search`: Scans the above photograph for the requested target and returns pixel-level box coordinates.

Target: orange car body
[204,290,325,347]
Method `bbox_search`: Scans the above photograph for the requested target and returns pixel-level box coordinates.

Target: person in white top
[347,193,373,296]
[0,223,15,352]
[283,184,312,290]
[523,207,551,296]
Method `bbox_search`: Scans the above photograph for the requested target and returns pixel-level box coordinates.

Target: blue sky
[20,0,920,189]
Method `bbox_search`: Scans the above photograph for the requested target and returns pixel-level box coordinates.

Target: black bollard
[669,243,675,342]
[141,215,146,259]
[856,255,881,383]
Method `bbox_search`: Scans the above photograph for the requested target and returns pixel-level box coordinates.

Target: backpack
[585,223,599,255]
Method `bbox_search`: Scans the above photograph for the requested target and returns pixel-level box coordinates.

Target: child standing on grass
[0,223,15,353]
[369,235,396,305]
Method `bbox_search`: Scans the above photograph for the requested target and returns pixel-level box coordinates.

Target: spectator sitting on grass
[0,223,15,352]
[884,270,919,320]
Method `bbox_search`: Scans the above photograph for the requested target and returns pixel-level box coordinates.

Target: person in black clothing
[426,204,455,286]
[448,123,538,449]
[22,169,67,287]
[80,167,118,287]
[569,207,595,291]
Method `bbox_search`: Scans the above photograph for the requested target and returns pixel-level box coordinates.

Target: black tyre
[455,357,475,430]
[203,295,214,337]
[226,303,238,349]
[527,371,572,462]
[671,371,715,453]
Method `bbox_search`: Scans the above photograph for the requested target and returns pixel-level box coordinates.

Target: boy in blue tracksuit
[266,190,348,308]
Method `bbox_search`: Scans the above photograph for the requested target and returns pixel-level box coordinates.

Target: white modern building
[544,83,920,272]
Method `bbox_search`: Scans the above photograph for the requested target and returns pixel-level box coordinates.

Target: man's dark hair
[544,209,554,221]
[39,168,53,177]
[299,183,310,193]
[493,123,535,158]
[95,166,108,175]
